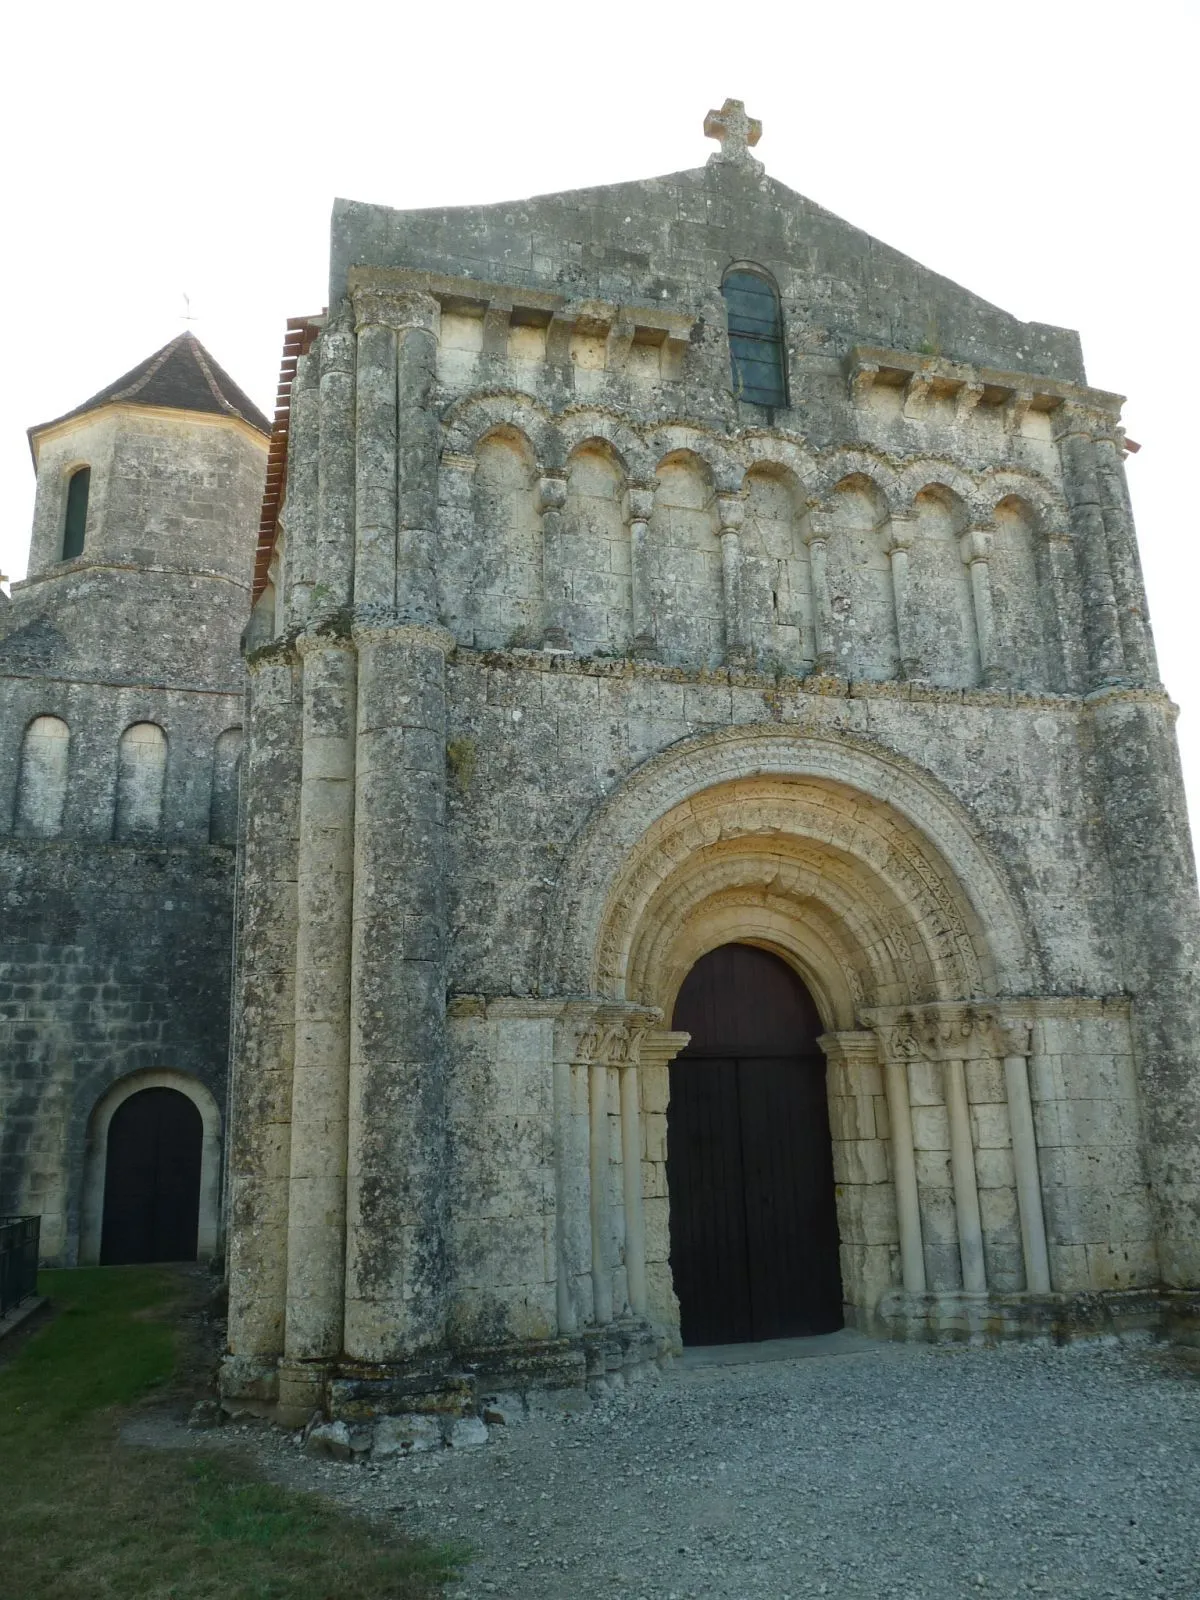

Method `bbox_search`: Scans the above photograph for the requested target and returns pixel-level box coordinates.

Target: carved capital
[864,1004,1032,1063]
[886,515,915,555]
[959,527,993,566]
[625,482,656,525]
[716,491,745,536]
[537,474,568,516]
[351,286,440,338]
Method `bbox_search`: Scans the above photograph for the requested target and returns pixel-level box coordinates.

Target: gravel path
[254,1340,1200,1599]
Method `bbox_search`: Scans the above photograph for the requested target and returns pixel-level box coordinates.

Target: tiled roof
[29,333,272,447]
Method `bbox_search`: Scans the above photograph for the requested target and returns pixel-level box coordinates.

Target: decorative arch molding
[80,1070,222,1265]
[738,435,819,500]
[540,724,1035,1004]
[441,391,563,468]
[978,466,1071,533]
[895,458,983,519]
[646,425,742,493]
[812,448,901,511]
[559,410,654,481]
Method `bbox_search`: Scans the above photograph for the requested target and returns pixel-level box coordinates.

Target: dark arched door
[668,943,843,1344]
[100,1088,203,1264]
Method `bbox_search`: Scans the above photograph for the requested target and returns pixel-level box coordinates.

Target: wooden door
[667,944,843,1344]
[100,1088,203,1265]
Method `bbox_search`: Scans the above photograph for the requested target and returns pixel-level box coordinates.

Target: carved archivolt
[541,725,1035,1008]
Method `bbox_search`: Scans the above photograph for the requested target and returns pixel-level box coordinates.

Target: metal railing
[0,1216,40,1318]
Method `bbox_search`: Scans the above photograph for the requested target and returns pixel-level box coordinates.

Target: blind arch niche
[722,267,787,410]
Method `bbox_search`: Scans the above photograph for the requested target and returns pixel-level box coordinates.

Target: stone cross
[704,99,763,166]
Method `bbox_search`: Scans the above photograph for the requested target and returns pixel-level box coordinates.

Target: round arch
[80,1070,222,1266]
[541,725,1035,1008]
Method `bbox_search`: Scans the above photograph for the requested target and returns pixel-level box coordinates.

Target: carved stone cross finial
[704,98,763,168]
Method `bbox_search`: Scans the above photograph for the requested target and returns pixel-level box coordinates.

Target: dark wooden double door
[668,944,843,1345]
[100,1087,203,1265]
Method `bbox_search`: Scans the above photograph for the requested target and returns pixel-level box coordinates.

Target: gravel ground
[249,1340,1200,1600]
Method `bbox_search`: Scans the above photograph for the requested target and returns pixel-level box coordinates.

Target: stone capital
[625,482,656,525]
[537,474,568,516]
[350,617,456,655]
[351,285,440,338]
[716,491,745,535]
[862,1003,1032,1062]
[886,515,915,555]
[959,527,993,566]
[296,621,355,658]
[551,1000,664,1067]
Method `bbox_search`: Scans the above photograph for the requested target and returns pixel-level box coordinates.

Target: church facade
[219,104,1200,1426]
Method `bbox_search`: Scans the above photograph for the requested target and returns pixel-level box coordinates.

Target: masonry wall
[0,404,264,1263]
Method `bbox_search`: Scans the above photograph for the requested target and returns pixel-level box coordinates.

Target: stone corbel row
[860,1002,1051,1300]
[845,344,1123,435]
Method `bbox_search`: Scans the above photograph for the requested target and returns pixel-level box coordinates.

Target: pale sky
[3,0,1197,841]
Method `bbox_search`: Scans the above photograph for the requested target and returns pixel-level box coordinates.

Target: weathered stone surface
[1,356,267,1265]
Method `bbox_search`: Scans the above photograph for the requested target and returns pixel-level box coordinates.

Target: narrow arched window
[209,727,243,846]
[722,269,787,410]
[14,715,70,836]
[62,467,90,560]
[114,722,167,840]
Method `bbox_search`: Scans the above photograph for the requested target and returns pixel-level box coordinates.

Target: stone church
[5,104,1200,1426]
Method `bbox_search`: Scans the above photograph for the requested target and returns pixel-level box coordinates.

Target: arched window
[14,715,70,836]
[209,727,243,846]
[722,269,787,410]
[114,722,167,840]
[62,467,90,560]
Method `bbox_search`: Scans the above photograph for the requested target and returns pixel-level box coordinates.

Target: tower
[0,333,269,1265]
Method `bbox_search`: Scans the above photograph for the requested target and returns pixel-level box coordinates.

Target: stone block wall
[0,840,235,1262]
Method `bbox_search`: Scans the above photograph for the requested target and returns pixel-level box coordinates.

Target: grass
[0,1268,459,1600]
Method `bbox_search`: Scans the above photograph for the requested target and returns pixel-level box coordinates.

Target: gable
[330,162,1084,383]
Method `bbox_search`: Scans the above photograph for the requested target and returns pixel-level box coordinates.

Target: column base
[218,1317,673,1427]
[868,1286,1200,1345]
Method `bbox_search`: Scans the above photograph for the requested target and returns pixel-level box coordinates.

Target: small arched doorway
[100,1087,203,1264]
[668,943,843,1344]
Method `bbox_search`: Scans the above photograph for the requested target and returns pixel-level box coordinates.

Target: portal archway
[80,1071,222,1265]
[668,944,842,1344]
[544,726,1034,1337]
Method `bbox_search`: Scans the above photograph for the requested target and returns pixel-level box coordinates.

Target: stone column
[619,1053,647,1316]
[343,291,451,1363]
[1042,527,1087,692]
[283,352,319,629]
[944,1057,987,1293]
[552,1007,596,1333]
[315,308,357,613]
[395,296,443,623]
[224,648,301,1386]
[716,491,746,665]
[1003,1043,1051,1294]
[960,527,1001,687]
[626,481,657,657]
[876,1031,926,1293]
[589,1049,615,1326]
[1056,407,1126,686]
[539,472,570,650]
[804,515,836,673]
[886,516,919,679]
[1093,428,1158,684]
[284,634,357,1375]
[351,289,399,612]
